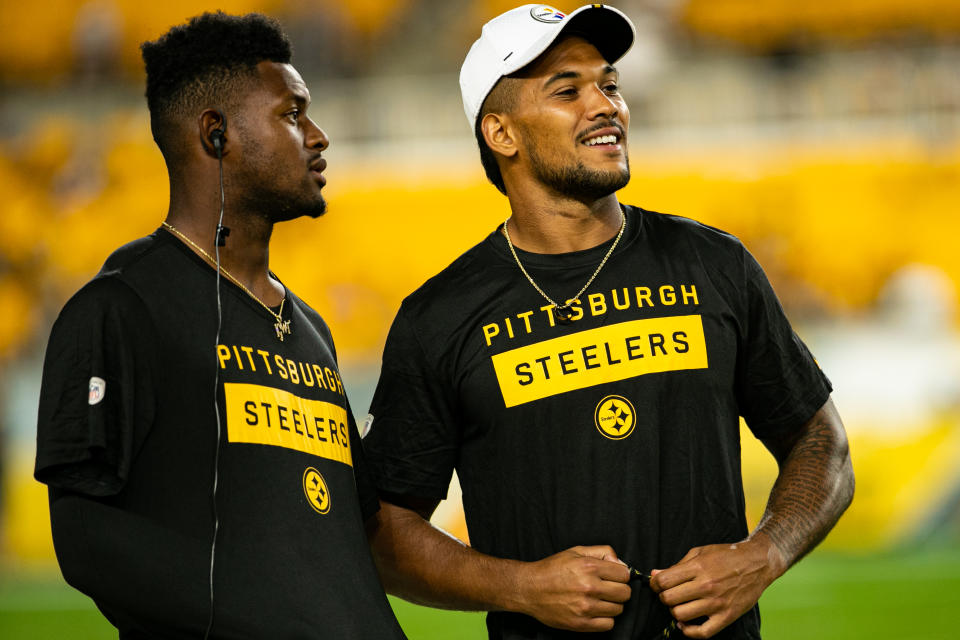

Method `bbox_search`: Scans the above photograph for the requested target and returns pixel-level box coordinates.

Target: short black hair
[474,76,520,195]
[141,12,292,158]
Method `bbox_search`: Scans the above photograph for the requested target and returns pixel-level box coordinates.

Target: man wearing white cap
[365,5,854,639]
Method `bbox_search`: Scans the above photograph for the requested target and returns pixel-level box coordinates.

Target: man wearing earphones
[364,4,854,639]
[35,12,406,638]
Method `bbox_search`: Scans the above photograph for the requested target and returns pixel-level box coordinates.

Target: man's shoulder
[99,230,168,276]
[636,206,742,244]
[55,232,168,325]
[632,206,748,261]
[398,230,499,318]
[56,273,148,336]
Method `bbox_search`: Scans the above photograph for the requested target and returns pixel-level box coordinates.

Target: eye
[285,108,301,122]
[603,82,620,94]
[554,87,578,98]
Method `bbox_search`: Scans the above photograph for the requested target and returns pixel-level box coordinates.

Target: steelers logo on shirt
[594,395,636,440]
[302,467,330,514]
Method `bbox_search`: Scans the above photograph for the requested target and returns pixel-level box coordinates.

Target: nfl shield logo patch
[88,376,106,405]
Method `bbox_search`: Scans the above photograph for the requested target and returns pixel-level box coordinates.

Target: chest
[450,267,742,420]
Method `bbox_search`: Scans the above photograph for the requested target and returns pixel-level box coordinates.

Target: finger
[676,621,708,640]
[588,600,626,618]
[576,545,620,562]
[670,598,715,623]
[677,546,703,563]
[578,617,616,633]
[650,565,697,593]
[658,578,707,607]
[650,562,698,592]
[592,580,632,603]
[595,559,632,583]
[677,616,726,639]
[648,569,663,593]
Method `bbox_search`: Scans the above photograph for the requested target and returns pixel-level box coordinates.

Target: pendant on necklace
[275,319,292,341]
[553,305,574,325]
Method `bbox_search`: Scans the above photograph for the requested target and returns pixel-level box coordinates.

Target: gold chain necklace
[162,221,292,341]
[502,210,625,325]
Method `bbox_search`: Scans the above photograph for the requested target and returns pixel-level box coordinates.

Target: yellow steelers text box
[491,315,708,407]
[224,383,352,466]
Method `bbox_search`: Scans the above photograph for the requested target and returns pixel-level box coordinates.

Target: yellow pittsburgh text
[224,383,352,466]
[217,345,345,397]
[482,284,700,347]
[491,315,708,407]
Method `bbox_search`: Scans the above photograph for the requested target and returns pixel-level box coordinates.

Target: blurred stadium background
[1,0,959,637]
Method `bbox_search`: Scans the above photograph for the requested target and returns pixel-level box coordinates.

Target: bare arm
[753,396,855,567]
[367,495,632,632]
[650,397,855,638]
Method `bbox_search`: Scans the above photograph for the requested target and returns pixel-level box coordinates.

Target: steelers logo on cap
[594,395,636,440]
[302,467,330,514]
[530,5,565,23]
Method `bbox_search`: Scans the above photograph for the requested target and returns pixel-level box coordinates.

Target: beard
[521,126,630,201]
[231,181,327,224]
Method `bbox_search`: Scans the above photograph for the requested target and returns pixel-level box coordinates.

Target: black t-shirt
[36,229,406,639]
[364,206,831,639]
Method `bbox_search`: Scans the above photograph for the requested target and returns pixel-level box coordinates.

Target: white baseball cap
[459,4,636,129]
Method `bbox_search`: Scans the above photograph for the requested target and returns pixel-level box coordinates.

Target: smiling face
[503,36,630,200]
[228,61,330,222]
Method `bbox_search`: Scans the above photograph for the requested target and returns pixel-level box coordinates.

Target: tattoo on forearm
[758,410,853,566]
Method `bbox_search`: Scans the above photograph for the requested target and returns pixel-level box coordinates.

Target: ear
[198,109,228,157]
[481,112,518,159]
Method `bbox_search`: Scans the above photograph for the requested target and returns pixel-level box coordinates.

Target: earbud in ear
[209,110,227,155]
[211,127,225,152]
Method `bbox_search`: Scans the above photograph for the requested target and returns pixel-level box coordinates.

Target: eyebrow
[278,90,310,110]
[542,64,619,89]
[543,70,580,88]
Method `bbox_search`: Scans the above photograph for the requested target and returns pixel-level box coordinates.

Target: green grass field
[1,547,957,639]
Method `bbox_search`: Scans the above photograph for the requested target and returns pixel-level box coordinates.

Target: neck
[503,190,623,254]
[164,197,283,306]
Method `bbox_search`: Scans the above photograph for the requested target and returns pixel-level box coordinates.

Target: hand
[515,545,632,632]
[648,536,785,638]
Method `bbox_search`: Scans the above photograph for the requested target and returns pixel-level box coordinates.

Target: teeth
[584,134,618,146]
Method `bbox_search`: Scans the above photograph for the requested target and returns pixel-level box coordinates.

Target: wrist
[494,558,537,615]
[746,531,789,582]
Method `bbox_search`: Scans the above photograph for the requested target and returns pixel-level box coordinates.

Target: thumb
[648,568,663,593]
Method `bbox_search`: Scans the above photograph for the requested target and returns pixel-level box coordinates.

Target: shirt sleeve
[735,248,832,439]
[363,306,459,501]
[35,276,157,497]
[49,488,211,637]
[346,400,380,522]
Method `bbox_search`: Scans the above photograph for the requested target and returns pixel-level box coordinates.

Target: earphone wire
[203,140,226,640]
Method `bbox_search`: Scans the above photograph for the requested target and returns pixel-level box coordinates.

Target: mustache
[576,120,626,142]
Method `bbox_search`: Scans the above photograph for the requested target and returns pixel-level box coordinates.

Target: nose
[304,115,329,151]
[586,84,620,121]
